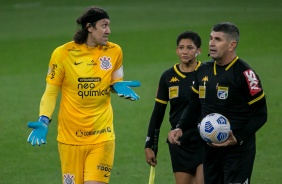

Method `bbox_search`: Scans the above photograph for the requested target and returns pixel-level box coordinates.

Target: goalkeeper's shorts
[58,140,115,183]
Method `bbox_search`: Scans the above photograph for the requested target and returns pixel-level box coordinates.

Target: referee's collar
[213,56,239,75]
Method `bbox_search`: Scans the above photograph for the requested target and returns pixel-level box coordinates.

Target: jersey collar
[213,56,239,75]
[174,61,202,78]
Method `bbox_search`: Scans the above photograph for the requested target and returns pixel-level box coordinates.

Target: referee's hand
[167,128,183,145]
[145,148,157,167]
[210,130,237,147]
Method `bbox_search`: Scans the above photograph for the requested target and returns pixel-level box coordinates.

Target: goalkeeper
[26,6,140,184]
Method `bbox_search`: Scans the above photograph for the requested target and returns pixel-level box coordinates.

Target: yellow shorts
[58,140,115,183]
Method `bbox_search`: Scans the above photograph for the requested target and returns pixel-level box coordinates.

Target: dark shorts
[168,128,204,175]
[203,134,256,184]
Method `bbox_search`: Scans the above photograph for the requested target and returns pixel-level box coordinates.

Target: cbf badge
[217,86,228,99]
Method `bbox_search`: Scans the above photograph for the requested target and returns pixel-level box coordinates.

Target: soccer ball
[199,113,231,144]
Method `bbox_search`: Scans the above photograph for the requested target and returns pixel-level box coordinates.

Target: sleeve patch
[243,69,262,96]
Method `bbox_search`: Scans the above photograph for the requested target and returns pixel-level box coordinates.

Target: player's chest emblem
[99,56,112,70]
[217,86,228,99]
[63,173,75,184]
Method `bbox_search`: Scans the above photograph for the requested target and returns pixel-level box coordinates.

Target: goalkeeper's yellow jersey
[46,41,123,145]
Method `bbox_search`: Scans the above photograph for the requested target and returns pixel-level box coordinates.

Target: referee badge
[169,86,179,99]
[199,86,206,98]
[217,86,228,99]
[199,76,208,98]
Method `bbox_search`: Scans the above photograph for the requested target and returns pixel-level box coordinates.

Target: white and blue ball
[199,113,231,144]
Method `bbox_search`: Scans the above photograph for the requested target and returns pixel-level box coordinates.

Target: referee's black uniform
[145,63,204,174]
[177,57,267,183]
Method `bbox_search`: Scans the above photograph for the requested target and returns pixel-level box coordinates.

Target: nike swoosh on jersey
[74,61,83,65]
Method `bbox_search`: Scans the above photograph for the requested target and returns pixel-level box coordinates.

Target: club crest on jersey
[217,86,228,99]
[63,173,75,184]
[99,56,112,70]
[243,69,261,96]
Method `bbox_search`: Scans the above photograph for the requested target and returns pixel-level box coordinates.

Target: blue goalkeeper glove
[27,116,50,146]
[112,80,141,101]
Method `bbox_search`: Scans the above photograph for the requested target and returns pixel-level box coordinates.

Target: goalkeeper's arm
[110,65,141,101]
[27,83,60,146]
[39,83,60,117]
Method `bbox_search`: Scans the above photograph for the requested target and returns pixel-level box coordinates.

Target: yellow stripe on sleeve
[248,92,265,105]
[155,98,168,104]
[192,86,199,94]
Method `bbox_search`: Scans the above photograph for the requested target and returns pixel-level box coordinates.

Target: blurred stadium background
[0,0,281,183]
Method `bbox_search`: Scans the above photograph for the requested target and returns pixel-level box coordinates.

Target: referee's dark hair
[176,31,202,49]
[212,22,240,44]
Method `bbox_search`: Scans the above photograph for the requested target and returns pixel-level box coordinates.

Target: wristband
[39,115,51,125]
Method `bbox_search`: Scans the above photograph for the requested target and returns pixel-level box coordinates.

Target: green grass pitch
[0,0,281,183]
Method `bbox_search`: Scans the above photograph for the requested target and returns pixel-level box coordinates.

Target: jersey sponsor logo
[97,164,112,176]
[76,130,83,137]
[217,86,228,99]
[243,69,261,96]
[48,64,57,79]
[78,77,101,82]
[100,56,112,70]
[169,77,179,82]
[75,127,112,137]
[77,79,110,98]
[78,88,110,99]
[169,86,179,99]
[68,47,81,52]
[63,173,75,184]
[87,60,97,66]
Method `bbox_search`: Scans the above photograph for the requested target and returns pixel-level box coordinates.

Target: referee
[168,22,267,184]
[145,31,204,184]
